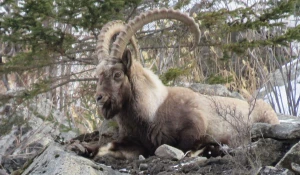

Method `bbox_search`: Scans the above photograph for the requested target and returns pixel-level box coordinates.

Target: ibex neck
[128,61,168,122]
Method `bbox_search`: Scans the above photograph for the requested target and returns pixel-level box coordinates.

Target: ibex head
[95,50,133,119]
[95,8,201,119]
[94,20,137,119]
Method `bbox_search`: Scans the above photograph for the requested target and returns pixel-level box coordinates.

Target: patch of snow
[263,81,300,116]
[262,58,300,117]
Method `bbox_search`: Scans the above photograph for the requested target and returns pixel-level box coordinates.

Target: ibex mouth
[102,103,115,120]
[97,99,116,119]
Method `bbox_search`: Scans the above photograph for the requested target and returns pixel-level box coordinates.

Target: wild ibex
[92,8,279,159]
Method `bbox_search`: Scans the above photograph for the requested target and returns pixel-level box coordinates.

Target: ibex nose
[96,95,103,102]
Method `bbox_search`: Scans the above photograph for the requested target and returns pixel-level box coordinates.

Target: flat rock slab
[251,123,300,140]
[21,143,124,175]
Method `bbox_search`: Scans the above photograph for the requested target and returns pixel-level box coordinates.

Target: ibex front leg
[94,137,147,160]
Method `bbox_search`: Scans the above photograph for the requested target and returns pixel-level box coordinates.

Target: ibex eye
[114,72,122,78]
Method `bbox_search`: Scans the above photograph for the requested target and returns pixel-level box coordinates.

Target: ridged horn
[110,8,201,60]
[96,20,140,62]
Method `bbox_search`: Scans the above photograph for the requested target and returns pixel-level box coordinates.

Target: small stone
[291,162,300,174]
[263,166,275,173]
[139,163,148,170]
[119,168,129,173]
[194,156,207,163]
[155,144,184,160]
[139,155,145,160]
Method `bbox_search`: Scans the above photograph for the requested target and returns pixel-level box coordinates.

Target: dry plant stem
[209,95,257,147]
[267,48,299,116]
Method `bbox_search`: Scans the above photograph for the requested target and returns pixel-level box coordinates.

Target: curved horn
[129,36,141,62]
[110,8,201,60]
[96,20,141,62]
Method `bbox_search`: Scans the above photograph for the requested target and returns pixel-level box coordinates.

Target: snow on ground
[264,82,300,116]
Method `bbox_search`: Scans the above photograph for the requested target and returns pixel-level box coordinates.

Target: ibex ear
[122,49,132,72]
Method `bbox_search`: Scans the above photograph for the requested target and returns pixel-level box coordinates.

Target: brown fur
[93,50,279,159]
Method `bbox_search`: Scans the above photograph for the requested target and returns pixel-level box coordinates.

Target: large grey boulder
[252,138,294,166]
[231,137,295,168]
[0,117,76,172]
[184,83,245,100]
[250,121,300,173]
[0,96,77,174]
[21,143,124,175]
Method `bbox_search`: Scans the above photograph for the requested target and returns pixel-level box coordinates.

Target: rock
[291,162,300,174]
[179,156,207,168]
[193,156,207,163]
[66,140,88,155]
[186,83,245,100]
[0,119,77,173]
[256,166,295,175]
[276,141,300,174]
[278,114,300,125]
[0,169,8,175]
[251,138,296,166]
[251,123,300,140]
[139,155,145,160]
[180,156,233,174]
[189,84,230,95]
[21,143,124,175]
[155,144,184,160]
[269,61,300,87]
[0,96,77,174]
[231,137,295,167]
[139,163,148,170]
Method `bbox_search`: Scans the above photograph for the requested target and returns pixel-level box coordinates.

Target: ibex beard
[94,49,279,160]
